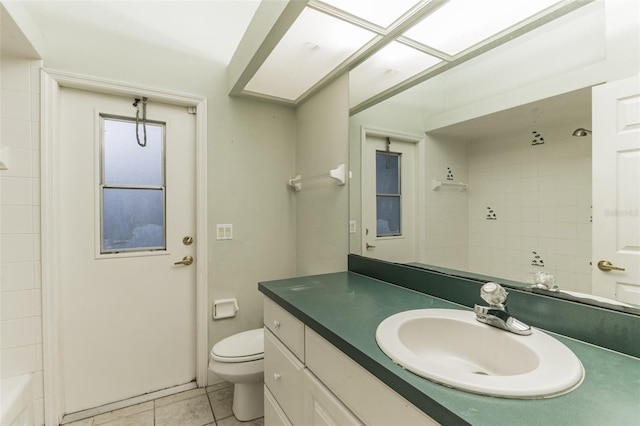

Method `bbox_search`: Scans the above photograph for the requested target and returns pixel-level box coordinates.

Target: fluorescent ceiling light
[403,0,562,55]
[245,7,376,101]
[318,0,423,28]
[350,41,442,106]
[234,0,585,111]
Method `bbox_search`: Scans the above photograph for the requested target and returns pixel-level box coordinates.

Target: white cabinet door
[265,386,292,426]
[305,328,438,426]
[302,370,363,426]
[592,75,640,304]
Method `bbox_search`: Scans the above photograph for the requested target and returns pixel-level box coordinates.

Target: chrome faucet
[529,271,559,292]
[474,282,532,336]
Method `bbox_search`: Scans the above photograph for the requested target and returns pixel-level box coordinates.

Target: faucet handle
[481,282,508,306]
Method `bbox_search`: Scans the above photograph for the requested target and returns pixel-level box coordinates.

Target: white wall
[0,53,45,426]
[295,74,350,276]
[466,121,592,292]
[206,89,297,348]
[423,136,468,270]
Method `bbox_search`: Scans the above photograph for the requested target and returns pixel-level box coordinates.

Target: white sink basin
[376,309,584,398]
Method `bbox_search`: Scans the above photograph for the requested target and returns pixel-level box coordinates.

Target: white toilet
[208,328,264,421]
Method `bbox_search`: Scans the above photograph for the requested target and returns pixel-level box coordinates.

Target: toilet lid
[211,328,264,362]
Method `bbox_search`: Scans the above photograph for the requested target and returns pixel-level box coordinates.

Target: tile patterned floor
[65,383,264,426]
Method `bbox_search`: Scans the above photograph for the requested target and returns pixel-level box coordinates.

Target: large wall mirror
[348,1,640,315]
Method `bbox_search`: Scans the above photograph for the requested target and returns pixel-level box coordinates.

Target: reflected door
[592,76,640,304]
[362,135,419,262]
[58,87,197,413]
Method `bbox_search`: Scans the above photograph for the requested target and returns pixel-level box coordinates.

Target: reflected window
[100,116,165,254]
[376,151,401,237]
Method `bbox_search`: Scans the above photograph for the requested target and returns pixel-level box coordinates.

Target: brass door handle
[174,256,194,266]
[597,260,625,272]
[366,243,376,249]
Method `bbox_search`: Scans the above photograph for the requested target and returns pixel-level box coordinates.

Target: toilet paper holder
[213,298,239,320]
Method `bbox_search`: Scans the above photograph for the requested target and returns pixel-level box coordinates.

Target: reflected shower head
[572,128,592,137]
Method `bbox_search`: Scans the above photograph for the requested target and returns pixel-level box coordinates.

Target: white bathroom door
[592,75,640,304]
[57,87,197,413]
[362,134,420,263]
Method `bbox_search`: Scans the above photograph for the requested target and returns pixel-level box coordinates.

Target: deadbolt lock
[183,236,194,246]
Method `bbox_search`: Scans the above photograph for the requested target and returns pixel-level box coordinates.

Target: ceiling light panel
[318,0,423,28]
[245,7,376,101]
[403,0,563,56]
[349,41,442,107]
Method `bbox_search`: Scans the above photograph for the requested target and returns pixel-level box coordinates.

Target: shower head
[572,128,592,137]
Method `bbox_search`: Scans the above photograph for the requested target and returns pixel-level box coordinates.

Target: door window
[375,150,402,237]
[100,116,166,254]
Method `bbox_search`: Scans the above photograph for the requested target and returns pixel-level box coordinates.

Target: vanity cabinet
[263,297,437,426]
[264,298,305,425]
[302,369,363,425]
[264,386,291,426]
[305,328,437,426]
[264,297,304,361]
[265,329,304,424]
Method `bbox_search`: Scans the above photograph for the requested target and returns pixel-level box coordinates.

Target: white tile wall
[423,137,469,270]
[423,121,592,292]
[467,122,592,292]
[0,54,44,426]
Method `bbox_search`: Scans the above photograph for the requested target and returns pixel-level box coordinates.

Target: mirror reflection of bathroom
[421,88,593,293]
[347,0,640,313]
[350,86,640,309]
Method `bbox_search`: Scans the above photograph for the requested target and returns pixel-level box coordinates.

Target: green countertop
[258,272,640,426]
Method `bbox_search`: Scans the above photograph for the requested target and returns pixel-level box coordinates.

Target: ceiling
[1,3,39,58]
[15,0,261,64]
[10,0,591,114]
[426,86,592,140]
[230,0,592,113]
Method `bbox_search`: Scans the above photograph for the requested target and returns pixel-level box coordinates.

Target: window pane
[376,150,401,236]
[103,118,163,186]
[376,151,400,194]
[102,188,165,253]
[377,195,401,236]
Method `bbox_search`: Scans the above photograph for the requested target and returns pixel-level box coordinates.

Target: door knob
[366,243,376,249]
[597,260,625,272]
[174,256,194,266]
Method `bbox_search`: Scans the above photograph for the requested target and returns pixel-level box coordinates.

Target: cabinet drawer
[265,329,304,425]
[305,328,438,426]
[265,386,292,426]
[264,297,305,361]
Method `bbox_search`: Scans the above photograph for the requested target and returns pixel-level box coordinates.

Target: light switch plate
[216,224,233,240]
[349,220,357,234]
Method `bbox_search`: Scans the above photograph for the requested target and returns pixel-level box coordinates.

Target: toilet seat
[211,328,264,363]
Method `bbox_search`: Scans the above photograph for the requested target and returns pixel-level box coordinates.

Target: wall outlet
[216,224,233,240]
